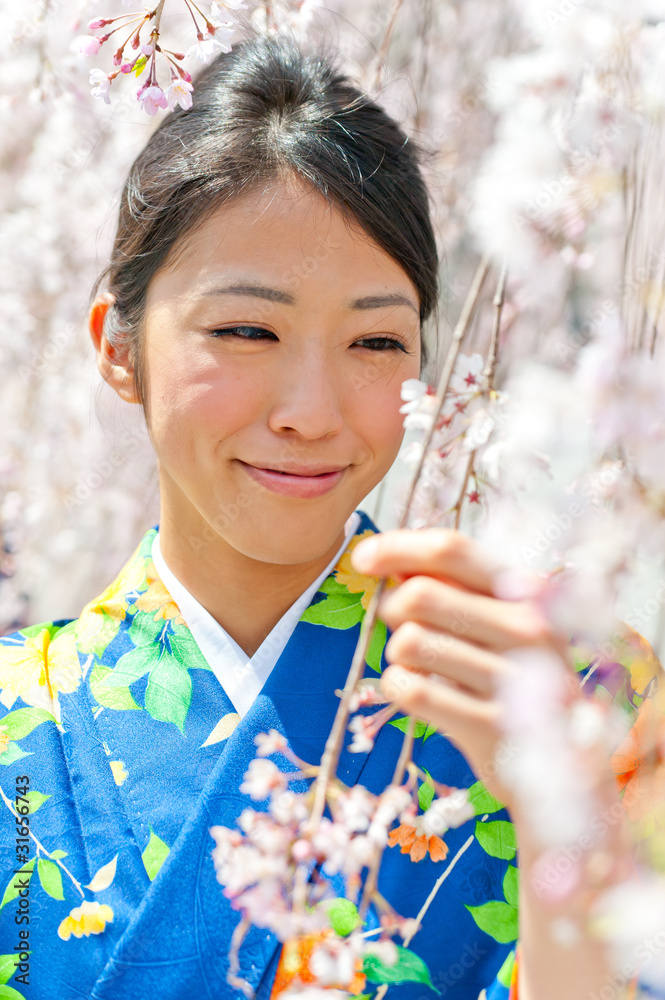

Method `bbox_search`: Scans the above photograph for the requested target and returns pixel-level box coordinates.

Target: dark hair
[96,34,439,406]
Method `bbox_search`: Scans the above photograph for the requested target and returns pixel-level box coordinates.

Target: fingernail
[351,537,380,572]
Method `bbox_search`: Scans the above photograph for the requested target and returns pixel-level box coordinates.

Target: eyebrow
[202,283,419,315]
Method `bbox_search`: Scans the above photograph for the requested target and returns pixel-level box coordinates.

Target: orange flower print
[270,931,366,998]
[388,820,449,863]
[334,531,398,611]
[611,695,665,824]
[134,564,186,626]
[58,901,114,940]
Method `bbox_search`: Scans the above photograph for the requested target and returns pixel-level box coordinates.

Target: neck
[156,489,351,658]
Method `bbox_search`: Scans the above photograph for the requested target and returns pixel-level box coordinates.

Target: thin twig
[398,257,491,531]
[414,0,434,130]
[453,452,475,531]
[485,262,508,389]
[307,584,387,829]
[357,717,416,921]
[371,0,405,93]
[405,834,475,945]
[373,835,476,1000]
[453,264,506,531]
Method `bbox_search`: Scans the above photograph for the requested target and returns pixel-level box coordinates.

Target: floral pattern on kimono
[0,510,661,1000]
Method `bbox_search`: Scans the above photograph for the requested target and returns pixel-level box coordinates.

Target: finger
[380,664,500,739]
[384,620,515,697]
[378,575,552,653]
[351,528,504,597]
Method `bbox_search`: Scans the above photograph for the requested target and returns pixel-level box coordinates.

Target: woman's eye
[354,337,408,352]
[210,326,277,340]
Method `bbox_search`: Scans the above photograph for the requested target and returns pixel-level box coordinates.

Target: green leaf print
[142,829,170,881]
[103,644,155,689]
[144,652,192,732]
[127,610,165,647]
[467,780,505,817]
[0,953,28,985]
[37,859,64,900]
[389,717,437,741]
[17,623,61,642]
[496,949,516,987]
[300,593,365,630]
[0,744,32,767]
[0,862,34,911]
[418,769,436,812]
[24,791,50,815]
[475,819,517,861]
[365,619,387,673]
[168,629,211,672]
[90,662,140,711]
[2,708,56,742]
[327,898,361,936]
[49,850,68,860]
[465,900,518,944]
[363,945,438,992]
[319,576,351,596]
[0,985,28,1000]
[503,864,519,907]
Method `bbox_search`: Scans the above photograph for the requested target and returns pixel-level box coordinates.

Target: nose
[266,344,345,440]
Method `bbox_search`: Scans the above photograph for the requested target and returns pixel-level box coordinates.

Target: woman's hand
[351,527,569,807]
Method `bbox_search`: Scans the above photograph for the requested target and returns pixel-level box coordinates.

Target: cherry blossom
[239,759,288,801]
[137,84,168,116]
[89,69,112,104]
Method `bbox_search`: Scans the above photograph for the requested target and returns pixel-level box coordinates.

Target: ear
[88,293,141,405]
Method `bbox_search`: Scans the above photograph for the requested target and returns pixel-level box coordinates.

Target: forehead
[148,178,420,305]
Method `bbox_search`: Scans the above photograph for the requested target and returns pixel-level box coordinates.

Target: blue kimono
[0,509,652,999]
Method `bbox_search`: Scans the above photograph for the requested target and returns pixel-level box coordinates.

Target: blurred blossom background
[4,0,665,678]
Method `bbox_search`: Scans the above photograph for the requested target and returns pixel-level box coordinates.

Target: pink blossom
[137,85,168,116]
[421,789,474,837]
[335,785,376,833]
[254,729,288,757]
[310,934,361,987]
[74,35,102,56]
[239,759,287,801]
[186,27,234,64]
[89,69,111,105]
[347,714,375,754]
[450,352,485,395]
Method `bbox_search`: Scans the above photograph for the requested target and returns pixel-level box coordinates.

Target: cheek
[145,352,257,454]
[347,355,417,458]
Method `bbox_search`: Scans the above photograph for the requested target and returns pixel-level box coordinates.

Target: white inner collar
[150,511,362,717]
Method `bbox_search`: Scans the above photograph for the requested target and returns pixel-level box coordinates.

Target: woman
[0,33,656,1000]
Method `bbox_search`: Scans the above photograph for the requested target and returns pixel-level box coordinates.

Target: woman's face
[140,178,422,565]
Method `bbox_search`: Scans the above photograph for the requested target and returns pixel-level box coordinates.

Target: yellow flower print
[333,531,398,611]
[0,626,82,722]
[83,550,148,624]
[133,563,186,626]
[109,760,128,786]
[46,628,83,699]
[57,900,114,940]
[0,629,49,698]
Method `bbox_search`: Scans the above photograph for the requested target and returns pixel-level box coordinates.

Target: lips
[238,460,348,499]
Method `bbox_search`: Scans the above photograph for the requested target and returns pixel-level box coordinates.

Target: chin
[222,503,353,566]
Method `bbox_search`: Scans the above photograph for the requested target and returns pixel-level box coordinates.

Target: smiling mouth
[237,461,348,498]
[241,462,348,477]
